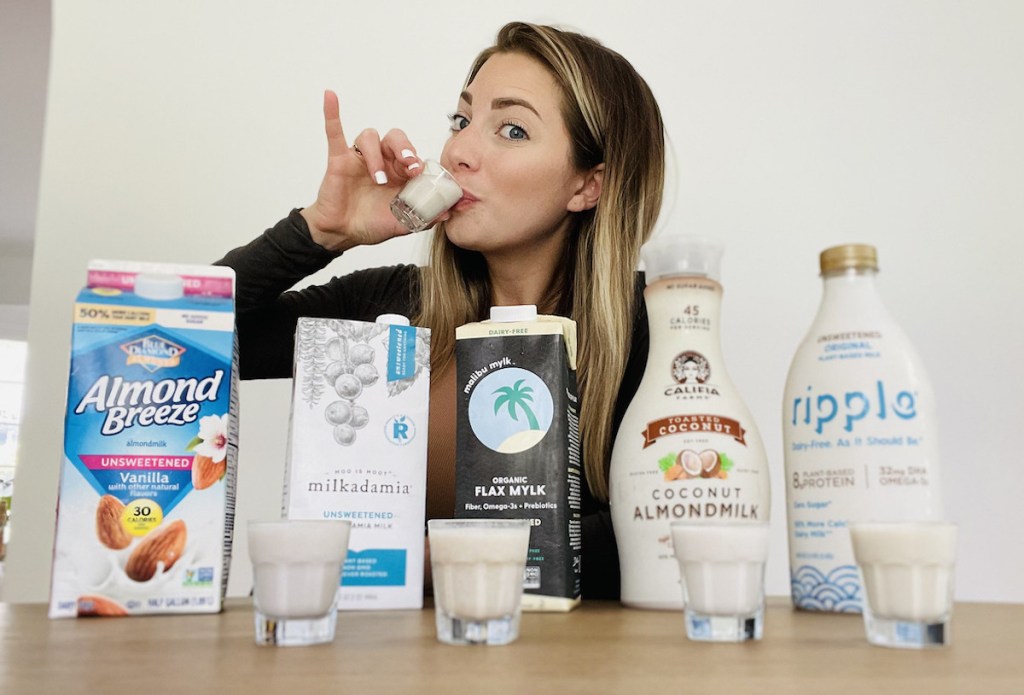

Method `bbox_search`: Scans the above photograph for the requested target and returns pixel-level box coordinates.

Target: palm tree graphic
[493,379,540,430]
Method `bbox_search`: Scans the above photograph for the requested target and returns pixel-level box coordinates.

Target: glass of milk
[849,521,957,649]
[670,522,770,642]
[427,518,531,645]
[248,520,352,646]
[390,160,463,232]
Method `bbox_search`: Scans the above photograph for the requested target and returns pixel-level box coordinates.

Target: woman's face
[441,52,596,257]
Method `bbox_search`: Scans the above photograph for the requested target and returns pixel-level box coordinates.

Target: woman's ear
[567,163,605,212]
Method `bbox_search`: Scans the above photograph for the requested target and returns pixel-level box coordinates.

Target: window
[0,339,27,557]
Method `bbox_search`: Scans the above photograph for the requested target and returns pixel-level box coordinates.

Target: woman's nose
[442,125,481,173]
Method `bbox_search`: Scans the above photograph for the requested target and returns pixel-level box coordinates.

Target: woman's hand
[300,90,425,252]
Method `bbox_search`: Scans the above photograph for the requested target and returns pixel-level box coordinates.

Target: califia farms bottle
[610,236,771,609]
[783,244,943,612]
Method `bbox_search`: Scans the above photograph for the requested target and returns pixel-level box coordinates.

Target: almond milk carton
[49,260,238,618]
[284,315,430,610]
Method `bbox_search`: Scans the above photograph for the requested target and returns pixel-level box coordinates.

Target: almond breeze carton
[49,260,238,618]
[455,306,582,612]
[284,315,430,610]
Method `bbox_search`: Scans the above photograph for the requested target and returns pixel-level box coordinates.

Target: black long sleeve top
[216,209,650,600]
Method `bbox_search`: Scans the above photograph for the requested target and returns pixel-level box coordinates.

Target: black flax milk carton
[455,305,581,611]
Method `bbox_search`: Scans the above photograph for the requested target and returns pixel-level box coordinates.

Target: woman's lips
[453,191,478,212]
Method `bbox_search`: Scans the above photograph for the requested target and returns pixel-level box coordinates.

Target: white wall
[5,0,1023,604]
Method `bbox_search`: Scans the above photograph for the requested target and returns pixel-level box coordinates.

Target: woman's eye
[448,113,470,132]
[498,123,528,141]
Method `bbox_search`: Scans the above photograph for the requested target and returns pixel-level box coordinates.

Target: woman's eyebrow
[458,91,542,120]
[491,97,541,120]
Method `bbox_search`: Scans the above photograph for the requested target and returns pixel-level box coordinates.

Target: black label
[455,332,582,601]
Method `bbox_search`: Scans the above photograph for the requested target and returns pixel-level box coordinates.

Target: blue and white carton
[49,260,238,618]
[283,315,430,610]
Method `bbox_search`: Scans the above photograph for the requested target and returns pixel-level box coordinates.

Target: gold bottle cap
[819,244,878,274]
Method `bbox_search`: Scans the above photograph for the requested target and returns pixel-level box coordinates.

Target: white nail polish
[407,162,421,171]
[374,171,388,185]
[401,149,415,160]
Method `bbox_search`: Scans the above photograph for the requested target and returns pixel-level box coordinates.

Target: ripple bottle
[783,244,943,612]
[610,236,771,609]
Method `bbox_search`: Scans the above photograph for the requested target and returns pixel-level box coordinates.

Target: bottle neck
[817,268,890,321]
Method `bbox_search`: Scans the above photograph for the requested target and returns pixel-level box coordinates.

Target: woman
[218,22,665,599]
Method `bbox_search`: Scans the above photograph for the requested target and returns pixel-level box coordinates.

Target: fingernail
[401,148,415,160]
[374,171,388,185]
[407,162,421,171]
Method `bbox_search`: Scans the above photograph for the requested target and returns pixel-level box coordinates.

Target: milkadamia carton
[455,308,582,611]
[284,316,430,610]
[49,260,238,618]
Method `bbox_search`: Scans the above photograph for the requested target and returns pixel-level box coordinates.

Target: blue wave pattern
[791,565,862,612]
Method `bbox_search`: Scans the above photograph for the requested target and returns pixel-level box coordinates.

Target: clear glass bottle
[610,236,771,609]
[783,244,944,612]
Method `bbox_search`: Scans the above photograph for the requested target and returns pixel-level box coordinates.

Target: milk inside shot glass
[390,159,463,232]
[670,521,770,642]
[428,518,531,646]
[849,521,957,649]
[247,520,351,646]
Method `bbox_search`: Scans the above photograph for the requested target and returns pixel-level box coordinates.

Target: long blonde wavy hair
[415,22,665,501]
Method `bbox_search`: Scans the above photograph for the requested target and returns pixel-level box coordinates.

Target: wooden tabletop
[1,598,1020,694]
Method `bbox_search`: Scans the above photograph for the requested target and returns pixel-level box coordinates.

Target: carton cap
[375,313,410,326]
[134,274,184,300]
[641,235,723,284]
[489,305,537,323]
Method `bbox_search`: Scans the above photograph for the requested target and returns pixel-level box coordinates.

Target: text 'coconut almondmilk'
[50,260,238,618]
[783,244,943,612]
[455,306,582,612]
[284,315,430,610]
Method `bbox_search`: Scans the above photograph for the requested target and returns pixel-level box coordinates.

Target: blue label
[387,325,417,382]
[341,549,407,587]
[64,323,231,515]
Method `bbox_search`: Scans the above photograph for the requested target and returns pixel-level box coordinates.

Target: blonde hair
[415,22,665,501]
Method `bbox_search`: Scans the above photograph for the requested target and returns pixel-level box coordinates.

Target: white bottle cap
[134,273,184,300]
[489,305,537,323]
[641,235,723,284]
[375,313,410,326]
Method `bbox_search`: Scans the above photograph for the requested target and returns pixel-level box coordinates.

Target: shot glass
[849,521,957,649]
[389,159,463,232]
[670,522,770,642]
[247,520,351,646]
[428,518,531,646]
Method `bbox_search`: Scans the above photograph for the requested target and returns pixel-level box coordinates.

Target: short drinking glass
[671,522,770,642]
[389,160,463,232]
[247,520,351,646]
[849,521,957,649]
[428,518,531,646]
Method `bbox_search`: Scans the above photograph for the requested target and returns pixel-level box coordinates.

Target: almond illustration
[664,463,684,481]
[125,519,187,582]
[96,495,132,550]
[77,594,128,617]
[192,454,226,490]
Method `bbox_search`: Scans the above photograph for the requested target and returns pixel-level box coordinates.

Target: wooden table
[1,598,1020,694]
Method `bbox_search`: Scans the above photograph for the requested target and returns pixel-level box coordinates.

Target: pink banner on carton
[87,271,233,298]
[80,455,194,470]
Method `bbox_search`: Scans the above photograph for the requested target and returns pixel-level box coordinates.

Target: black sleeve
[215,210,420,379]
[580,277,649,600]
